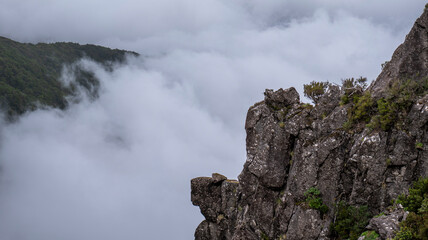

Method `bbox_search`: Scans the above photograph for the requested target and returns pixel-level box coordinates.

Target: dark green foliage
[372,78,428,131]
[341,76,428,131]
[304,187,329,215]
[340,77,367,105]
[360,231,379,240]
[301,103,313,110]
[342,120,353,131]
[260,232,270,240]
[416,142,424,150]
[394,213,428,240]
[394,178,428,240]
[397,177,428,212]
[304,81,330,104]
[375,98,396,130]
[388,80,419,107]
[394,226,415,240]
[343,91,376,131]
[0,36,137,117]
[342,77,367,92]
[339,77,376,131]
[350,92,374,123]
[366,98,397,131]
[330,201,371,240]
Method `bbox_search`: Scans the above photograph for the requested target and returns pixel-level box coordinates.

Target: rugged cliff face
[369,6,428,98]
[191,7,428,240]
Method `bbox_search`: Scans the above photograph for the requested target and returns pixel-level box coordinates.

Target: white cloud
[0,0,426,239]
[0,60,244,239]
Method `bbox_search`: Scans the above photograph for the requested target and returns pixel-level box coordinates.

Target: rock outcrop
[369,6,428,98]
[366,205,407,240]
[192,7,428,240]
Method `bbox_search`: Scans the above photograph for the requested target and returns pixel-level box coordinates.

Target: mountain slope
[0,36,138,116]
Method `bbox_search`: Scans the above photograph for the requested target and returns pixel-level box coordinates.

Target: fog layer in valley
[0,1,426,239]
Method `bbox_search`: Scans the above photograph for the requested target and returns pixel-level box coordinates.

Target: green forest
[0,36,138,118]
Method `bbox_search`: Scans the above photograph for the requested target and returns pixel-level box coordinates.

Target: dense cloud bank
[0,0,426,239]
[0,59,243,239]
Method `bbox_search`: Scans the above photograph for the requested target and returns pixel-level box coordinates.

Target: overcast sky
[0,1,426,239]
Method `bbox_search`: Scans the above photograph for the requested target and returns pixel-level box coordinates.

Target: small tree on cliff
[341,77,368,102]
[303,81,330,104]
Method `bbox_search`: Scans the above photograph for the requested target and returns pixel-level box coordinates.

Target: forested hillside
[0,36,137,117]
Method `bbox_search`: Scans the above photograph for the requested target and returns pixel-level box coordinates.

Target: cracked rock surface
[191,7,428,240]
[367,205,407,240]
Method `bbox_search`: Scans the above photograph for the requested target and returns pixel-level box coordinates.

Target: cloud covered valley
[0,1,426,239]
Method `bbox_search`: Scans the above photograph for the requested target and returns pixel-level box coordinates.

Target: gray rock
[285,207,326,240]
[191,176,239,239]
[191,6,428,240]
[264,87,300,108]
[367,206,407,240]
[212,173,227,183]
[195,221,221,240]
[369,7,428,98]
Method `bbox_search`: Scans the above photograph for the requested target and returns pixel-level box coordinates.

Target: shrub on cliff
[340,77,367,105]
[342,76,428,132]
[304,81,330,104]
[330,202,371,240]
[304,187,329,215]
[394,177,428,240]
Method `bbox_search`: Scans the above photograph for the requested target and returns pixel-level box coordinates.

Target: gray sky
[0,1,426,239]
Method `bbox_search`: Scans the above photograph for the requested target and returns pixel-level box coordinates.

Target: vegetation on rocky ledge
[304,187,329,215]
[394,177,428,240]
[303,80,330,104]
[192,5,428,239]
[330,202,371,240]
[304,74,428,132]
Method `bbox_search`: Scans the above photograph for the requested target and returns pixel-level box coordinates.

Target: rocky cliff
[191,7,428,240]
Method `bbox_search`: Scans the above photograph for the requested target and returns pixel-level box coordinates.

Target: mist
[0,59,243,239]
[0,1,426,239]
